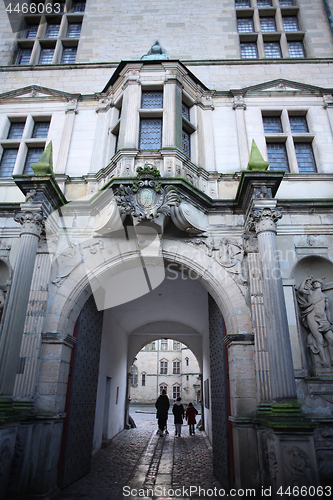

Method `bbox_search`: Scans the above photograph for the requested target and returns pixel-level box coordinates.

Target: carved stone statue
[297,277,333,368]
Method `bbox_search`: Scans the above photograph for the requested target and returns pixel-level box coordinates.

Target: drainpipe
[323,0,333,37]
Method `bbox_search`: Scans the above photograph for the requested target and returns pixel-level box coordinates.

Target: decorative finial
[141,41,168,60]
[31,141,54,176]
[247,139,269,171]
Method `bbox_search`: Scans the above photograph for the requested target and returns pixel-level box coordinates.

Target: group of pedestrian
[155,389,199,437]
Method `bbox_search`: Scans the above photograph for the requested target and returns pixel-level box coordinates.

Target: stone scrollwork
[115,163,180,222]
[296,277,333,368]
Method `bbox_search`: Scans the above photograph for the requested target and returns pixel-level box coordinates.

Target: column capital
[248,206,282,234]
[14,204,45,238]
[233,95,246,110]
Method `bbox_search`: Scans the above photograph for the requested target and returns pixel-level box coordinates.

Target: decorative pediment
[232,78,328,97]
[0,85,81,102]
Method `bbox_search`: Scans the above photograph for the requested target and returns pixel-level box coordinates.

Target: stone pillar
[249,200,297,402]
[118,78,140,149]
[0,204,44,396]
[247,249,272,404]
[233,96,249,171]
[13,250,51,398]
[55,100,78,173]
[162,78,182,149]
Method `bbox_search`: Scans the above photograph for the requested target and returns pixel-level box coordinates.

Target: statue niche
[297,277,333,370]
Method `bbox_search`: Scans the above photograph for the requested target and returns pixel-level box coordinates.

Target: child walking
[172,396,185,437]
[185,402,198,435]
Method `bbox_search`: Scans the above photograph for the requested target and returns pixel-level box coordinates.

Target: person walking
[185,402,198,435]
[172,396,185,437]
[155,389,170,436]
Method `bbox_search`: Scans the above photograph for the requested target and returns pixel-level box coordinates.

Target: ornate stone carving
[297,277,333,368]
[183,237,247,285]
[115,164,180,222]
[232,95,246,110]
[268,445,278,481]
[14,209,45,238]
[248,207,282,233]
[283,446,311,486]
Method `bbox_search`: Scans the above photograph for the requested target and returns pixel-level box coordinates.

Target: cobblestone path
[53,410,225,500]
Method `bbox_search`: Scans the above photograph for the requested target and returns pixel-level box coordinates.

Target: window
[237,18,254,33]
[161,340,168,351]
[260,17,276,32]
[144,341,156,351]
[288,41,305,58]
[139,118,162,149]
[45,24,60,38]
[240,42,258,58]
[173,385,181,400]
[186,375,189,381]
[71,1,86,12]
[0,116,50,177]
[16,48,32,65]
[182,130,190,157]
[160,384,167,394]
[0,149,18,177]
[257,0,272,6]
[235,0,251,6]
[25,24,38,39]
[264,42,282,58]
[294,143,316,172]
[289,116,309,133]
[160,361,168,375]
[141,91,163,109]
[282,16,299,32]
[39,48,55,64]
[67,23,82,38]
[263,112,316,173]
[236,0,304,59]
[24,147,44,175]
[186,357,189,366]
[7,122,25,139]
[263,116,283,133]
[267,143,289,172]
[15,2,84,65]
[142,373,146,386]
[173,341,181,351]
[279,0,294,5]
[130,365,138,386]
[182,103,190,121]
[32,121,50,138]
[173,361,181,374]
[61,47,77,63]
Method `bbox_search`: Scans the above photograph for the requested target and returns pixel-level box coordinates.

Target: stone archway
[38,239,253,489]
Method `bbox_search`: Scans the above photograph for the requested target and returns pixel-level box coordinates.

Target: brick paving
[52,408,225,500]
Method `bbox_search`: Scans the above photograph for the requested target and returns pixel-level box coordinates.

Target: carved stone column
[233,95,249,171]
[0,204,44,396]
[249,201,297,402]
